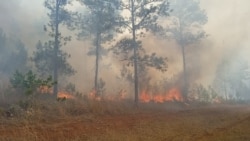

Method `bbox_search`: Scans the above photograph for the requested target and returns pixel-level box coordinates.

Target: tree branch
[135,9,152,29]
[134,0,162,12]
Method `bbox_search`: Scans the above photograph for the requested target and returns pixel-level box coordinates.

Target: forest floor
[0,100,250,141]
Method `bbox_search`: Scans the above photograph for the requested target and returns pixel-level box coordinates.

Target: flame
[88,89,101,101]
[38,86,51,94]
[88,89,128,101]
[38,86,75,99]
[140,90,152,103]
[140,88,183,103]
[118,89,127,100]
[153,95,165,103]
[38,86,183,102]
[165,88,183,102]
[58,91,75,99]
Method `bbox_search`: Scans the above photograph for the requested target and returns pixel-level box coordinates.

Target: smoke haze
[0,0,249,97]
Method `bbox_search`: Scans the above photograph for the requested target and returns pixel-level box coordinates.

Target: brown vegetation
[0,96,250,141]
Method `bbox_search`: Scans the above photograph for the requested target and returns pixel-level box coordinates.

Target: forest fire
[88,89,101,101]
[140,88,183,103]
[38,86,75,99]
[88,89,127,101]
[38,86,184,102]
[86,88,183,103]
[58,91,75,99]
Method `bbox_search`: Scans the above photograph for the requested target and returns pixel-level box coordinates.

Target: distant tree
[213,58,230,100]
[0,28,28,76]
[75,0,121,96]
[213,57,250,100]
[32,40,75,78]
[163,0,207,102]
[113,0,170,106]
[43,0,73,97]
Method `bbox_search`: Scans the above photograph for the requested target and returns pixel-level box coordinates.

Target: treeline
[0,0,249,106]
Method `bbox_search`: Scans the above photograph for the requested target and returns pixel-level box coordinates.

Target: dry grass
[0,94,250,141]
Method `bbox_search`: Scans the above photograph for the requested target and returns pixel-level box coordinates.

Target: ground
[0,101,250,141]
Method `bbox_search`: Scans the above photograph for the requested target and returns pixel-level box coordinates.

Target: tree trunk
[131,0,139,107]
[181,43,188,102]
[223,79,228,101]
[53,0,59,98]
[94,33,100,96]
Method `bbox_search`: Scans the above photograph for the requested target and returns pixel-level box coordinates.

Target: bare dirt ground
[0,102,250,141]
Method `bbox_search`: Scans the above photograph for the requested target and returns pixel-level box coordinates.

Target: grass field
[0,99,250,141]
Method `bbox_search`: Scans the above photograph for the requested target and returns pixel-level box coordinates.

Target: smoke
[0,0,250,97]
[0,0,47,52]
[198,0,250,85]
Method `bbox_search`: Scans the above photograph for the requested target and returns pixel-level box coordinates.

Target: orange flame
[38,86,51,94]
[165,88,183,102]
[88,89,101,101]
[38,86,75,99]
[140,88,183,103]
[118,89,127,100]
[58,91,75,99]
[88,89,128,101]
[140,90,152,102]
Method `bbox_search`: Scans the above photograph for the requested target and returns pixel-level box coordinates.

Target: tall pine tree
[76,0,120,95]
[43,0,74,97]
[113,0,170,106]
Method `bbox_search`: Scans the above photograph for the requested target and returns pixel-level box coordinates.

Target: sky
[0,0,250,94]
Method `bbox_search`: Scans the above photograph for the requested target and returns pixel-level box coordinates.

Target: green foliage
[112,0,170,76]
[76,0,121,58]
[32,40,75,77]
[10,70,55,96]
[111,1,170,105]
[75,0,121,92]
[41,0,75,77]
[120,0,170,32]
[158,0,208,101]
[139,53,168,72]
[113,38,168,70]
[195,84,210,103]
[189,84,221,103]
[44,0,73,29]
[76,0,121,41]
[43,0,75,96]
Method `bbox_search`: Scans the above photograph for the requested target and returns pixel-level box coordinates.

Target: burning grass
[0,90,250,141]
[140,87,183,103]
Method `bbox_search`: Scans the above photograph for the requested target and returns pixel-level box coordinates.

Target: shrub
[10,70,55,97]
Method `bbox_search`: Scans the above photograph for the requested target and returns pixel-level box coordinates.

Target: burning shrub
[63,82,82,98]
[7,70,56,116]
[10,70,55,97]
[139,87,183,103]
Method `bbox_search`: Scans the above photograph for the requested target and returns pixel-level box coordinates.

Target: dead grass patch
[0,95,250,141]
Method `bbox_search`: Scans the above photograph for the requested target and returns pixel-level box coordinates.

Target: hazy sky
[0,0,249,92]
[1,0,249,48]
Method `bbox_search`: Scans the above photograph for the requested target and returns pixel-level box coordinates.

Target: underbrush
[0,93,138,122]
[0,92,247,122]
[0,83,249,134]
[1,92,250,141]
